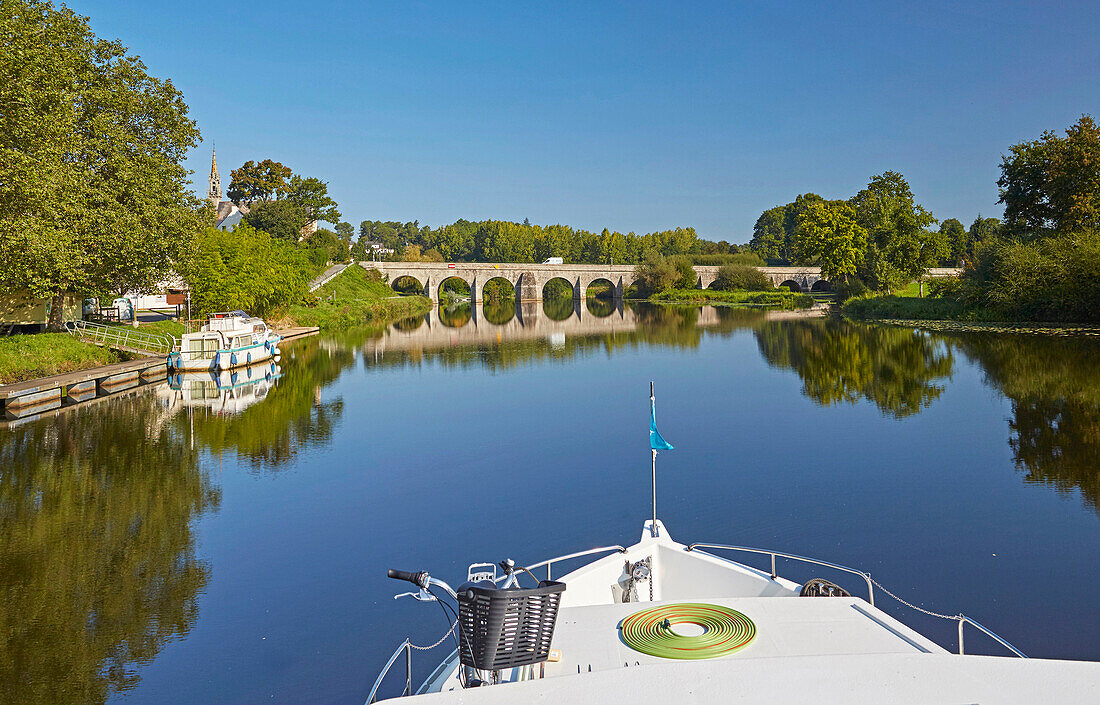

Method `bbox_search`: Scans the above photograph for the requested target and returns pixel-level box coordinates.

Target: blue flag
[650,395,674,450]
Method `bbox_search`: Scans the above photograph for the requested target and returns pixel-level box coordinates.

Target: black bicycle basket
[456,580,566,671]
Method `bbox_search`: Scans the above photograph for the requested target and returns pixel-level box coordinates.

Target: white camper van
[542,257,564,265]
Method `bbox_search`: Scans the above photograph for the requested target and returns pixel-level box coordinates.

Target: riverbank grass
[285,266,432,329]
[0,333,124,385]
[650,288,814,308]
[841,294,991,321]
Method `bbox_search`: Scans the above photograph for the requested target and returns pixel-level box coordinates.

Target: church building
[206,147,317,237]
[207,147,247,231]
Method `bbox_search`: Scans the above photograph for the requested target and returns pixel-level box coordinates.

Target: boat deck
[414,651,1100,704]
[544,595,943,679]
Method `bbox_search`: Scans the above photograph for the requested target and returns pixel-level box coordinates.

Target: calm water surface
[3,301,1100,704]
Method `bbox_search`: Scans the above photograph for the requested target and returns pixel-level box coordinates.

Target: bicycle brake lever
[393,588,438,602]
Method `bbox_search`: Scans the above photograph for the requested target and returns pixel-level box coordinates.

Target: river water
[3,301,1099,704]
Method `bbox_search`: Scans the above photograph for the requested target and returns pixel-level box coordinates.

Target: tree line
[352,219,743,264]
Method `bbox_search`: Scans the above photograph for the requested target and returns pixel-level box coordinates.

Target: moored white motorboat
[168,310,280,372]
[366,386,1100,704]
[161,361,282,415]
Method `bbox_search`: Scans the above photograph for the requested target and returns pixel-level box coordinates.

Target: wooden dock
[277,326,319,341]
[0,357,166,420]
[0,326,316,424]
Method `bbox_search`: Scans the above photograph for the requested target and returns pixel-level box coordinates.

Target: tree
[999,115,1100,236]
[243,200,308,241]
[179,224,312,316]
[226,159,291,206]
[939,218,967,265]
[749,206,787,262]
[0,0,203,329]
[335,222,354,239]
[283,175,340,226]
[794,201,867,282]
[849,172,940,290]
[632,251,678,294]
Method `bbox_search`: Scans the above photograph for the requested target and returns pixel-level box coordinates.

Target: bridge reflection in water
[360,298,823,361]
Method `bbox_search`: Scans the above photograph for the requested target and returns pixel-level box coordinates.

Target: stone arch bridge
[358,262,859,302]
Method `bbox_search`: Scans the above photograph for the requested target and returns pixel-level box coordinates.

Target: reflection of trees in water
[953,334,1100,514]
[0,395,219,704]
[542,296,575,321]
[175,337,351,471]
[754,319,954,418]
[439,303,471,327]
[482,300,515,325]
[586,296,616,317]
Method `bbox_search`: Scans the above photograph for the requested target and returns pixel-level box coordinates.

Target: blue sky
[72,0,1099,242]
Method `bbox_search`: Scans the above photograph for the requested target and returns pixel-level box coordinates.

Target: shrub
[672,257,698,288]
[712,264,773,291]
[633,250,678,294]
[180,224,312,317]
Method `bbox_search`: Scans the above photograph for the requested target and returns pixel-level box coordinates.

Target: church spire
[207,144,223,206]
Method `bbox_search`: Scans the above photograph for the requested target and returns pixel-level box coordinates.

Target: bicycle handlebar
[387,569,426,585]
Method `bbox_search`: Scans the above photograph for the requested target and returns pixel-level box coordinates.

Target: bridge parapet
[359,261,960,301]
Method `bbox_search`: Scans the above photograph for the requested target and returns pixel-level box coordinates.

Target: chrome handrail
[686,542,1026,657]
[522,545,628,582]
[686,542,875,606]
[366,639,412,704]
[959,614,1028,658]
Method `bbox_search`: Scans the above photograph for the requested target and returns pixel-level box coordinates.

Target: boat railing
[686,543,875,605]
[521,545,629,582]
[685,542,1026,658]
[366,639,412,704]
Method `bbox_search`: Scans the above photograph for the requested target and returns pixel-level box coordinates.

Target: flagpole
[651,448,658,538]
[650,382,658,538]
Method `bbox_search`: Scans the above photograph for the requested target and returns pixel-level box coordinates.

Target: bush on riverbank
[179,225,314,318]
[0,333,125,385]
[845,231,1100,323]
[284,266,431,329]
[650,288,814,308]
[841,294,976,321]
[712,264,773,291]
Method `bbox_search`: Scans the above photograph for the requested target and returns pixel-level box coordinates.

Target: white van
[542,257,564,265]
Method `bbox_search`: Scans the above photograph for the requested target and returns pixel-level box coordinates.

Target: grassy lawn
[284,266,433,329]
[650,288,815,309]
[0,333,125,385]
[841,294,976,321]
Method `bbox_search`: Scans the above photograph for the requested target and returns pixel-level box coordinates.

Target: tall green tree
[849,172,941,290]
[243,200,308,241]
[794,201,867,282]
[998,115,1100,236]
[226,159,291,207]
[283,175,340,226]
[0,0,203,328]
[939,218,967,265]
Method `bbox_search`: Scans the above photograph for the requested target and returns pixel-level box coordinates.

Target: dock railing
[66,320,177,355]
[686,542,1027,658]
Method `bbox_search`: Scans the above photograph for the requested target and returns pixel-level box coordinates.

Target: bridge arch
[437,275,472,302]
[478,276,516,303]
[810,279,833,293]
[542,276,580,302]
[391,274,425,296]
[584,277,615,299]
[778,279,802,292]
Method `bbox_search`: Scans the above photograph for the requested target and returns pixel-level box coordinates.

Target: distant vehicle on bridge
[543,257,564,265]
